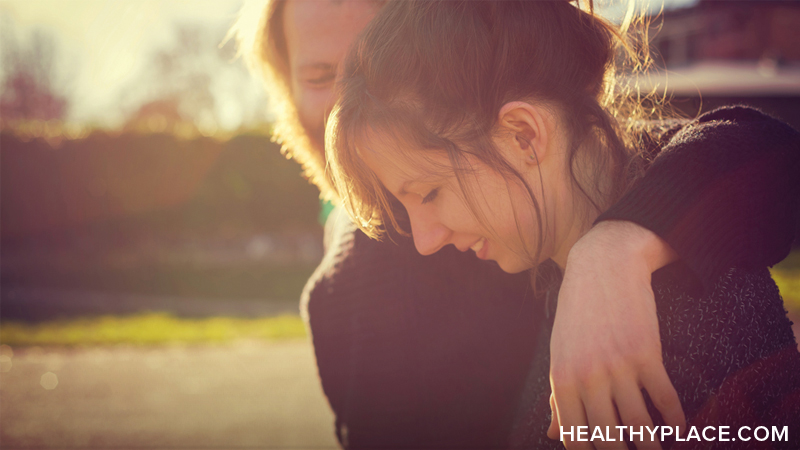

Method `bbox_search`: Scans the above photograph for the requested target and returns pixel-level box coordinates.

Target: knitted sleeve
[596,106,800,290]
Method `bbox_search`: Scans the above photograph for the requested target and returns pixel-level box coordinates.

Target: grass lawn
[0,313,307,346]
[772,250,800,311]
[1,260,314,346]
[1,262,317,301]
[2,254,799,347]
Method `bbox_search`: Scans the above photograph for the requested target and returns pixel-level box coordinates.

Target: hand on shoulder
[548,220,685,449]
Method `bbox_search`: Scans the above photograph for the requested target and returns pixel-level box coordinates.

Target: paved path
[0,340,339,449]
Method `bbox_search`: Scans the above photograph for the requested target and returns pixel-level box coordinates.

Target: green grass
[772,251,800,313]
[772,270,800,312]
[2,257,798,347]
[1,262,317,301]
[0,313,307,346]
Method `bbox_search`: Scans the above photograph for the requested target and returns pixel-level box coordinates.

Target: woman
[326,1,800,448]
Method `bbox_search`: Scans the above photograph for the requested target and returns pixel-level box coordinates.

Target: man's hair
[230,0,337,201]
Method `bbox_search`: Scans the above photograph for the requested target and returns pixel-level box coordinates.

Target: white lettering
[661,426,674,441]
[630,426,643,440]
[646,426,659,442]
[754,426,770,441]
[702,426,716,441]
[687,426,701,441]
[772,426,788,441]
[719,426,730,442]
[590,426,604,441]
[675,426,686,442]
[560,426,574,441]
[577,426,589,441]
[616,425,627,442]
[604,426,616,442]
[738,426,751,441]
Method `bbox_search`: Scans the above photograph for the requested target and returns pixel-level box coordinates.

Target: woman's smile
[356,140,540,273]
[469,238,488,260]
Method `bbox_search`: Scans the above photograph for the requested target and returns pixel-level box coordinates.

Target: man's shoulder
[668,105,798,148]
[644,105,800,171]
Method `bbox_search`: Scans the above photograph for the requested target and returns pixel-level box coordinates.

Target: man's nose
[409,209,451,256]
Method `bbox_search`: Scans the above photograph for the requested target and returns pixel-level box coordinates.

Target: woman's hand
[546,221,686,449]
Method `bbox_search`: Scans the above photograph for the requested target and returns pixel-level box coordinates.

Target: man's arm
[548,106,800,449]
[598,106,800,286]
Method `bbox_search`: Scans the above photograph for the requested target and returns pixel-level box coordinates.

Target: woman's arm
[548,106,800,449]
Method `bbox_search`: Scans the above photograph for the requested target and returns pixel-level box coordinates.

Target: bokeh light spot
[0,344,13,358]
[41,371,59,390]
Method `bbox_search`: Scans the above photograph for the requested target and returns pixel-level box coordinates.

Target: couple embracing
[235,1,800,448]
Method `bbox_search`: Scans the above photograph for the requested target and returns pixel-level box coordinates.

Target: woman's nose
[408,209,451,256]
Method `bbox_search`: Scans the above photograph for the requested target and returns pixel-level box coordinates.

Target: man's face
[283,0,377,155]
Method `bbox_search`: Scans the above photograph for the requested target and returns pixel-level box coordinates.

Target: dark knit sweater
[597,106,800,290]
[304,222,538,448]
[303,106,800,449]
[512,107,800,448]
[510,265,800,449]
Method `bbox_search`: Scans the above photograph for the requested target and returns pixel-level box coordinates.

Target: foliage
[120,23,269,133]
[0,23,69,123]
[0,130,321,238]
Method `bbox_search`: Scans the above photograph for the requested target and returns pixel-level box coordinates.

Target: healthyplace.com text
[561,425,789,443]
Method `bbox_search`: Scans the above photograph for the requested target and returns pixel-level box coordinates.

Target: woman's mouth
[470,238,488,259]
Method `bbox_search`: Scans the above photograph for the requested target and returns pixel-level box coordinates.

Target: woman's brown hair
[327,0,661,267]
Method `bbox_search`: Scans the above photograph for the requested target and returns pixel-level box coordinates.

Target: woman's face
[359,139,547,274]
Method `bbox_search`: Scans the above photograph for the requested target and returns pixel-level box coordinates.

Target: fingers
[640,364,686,430]
[584,385,628,450]
[612,379,662,450]
[550,388,593,450]
[548,224,685,449]
[551,365,683,450]
[548,393,559,439]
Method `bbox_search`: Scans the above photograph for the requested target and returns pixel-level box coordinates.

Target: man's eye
[421,188,439,204]
[305,73,335,87]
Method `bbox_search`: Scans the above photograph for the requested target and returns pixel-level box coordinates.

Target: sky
[0,0,254,128]
[0,0,697,129]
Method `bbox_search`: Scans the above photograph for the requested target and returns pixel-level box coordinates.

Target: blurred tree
[121,22,268,133]
[0,21,70,123]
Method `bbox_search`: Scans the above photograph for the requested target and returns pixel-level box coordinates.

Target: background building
[643,0,800,128]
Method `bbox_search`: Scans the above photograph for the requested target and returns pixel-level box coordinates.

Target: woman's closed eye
[421,188,439,204]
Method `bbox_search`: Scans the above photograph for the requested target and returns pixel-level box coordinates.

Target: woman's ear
[497,101,549,166]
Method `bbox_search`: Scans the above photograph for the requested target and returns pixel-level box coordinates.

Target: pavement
[0,339,339,450]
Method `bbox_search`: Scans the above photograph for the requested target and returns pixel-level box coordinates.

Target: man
[240,4,542,446]
[233,1,798,448]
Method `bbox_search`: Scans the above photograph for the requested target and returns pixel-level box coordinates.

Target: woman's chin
[496,258,533,274]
